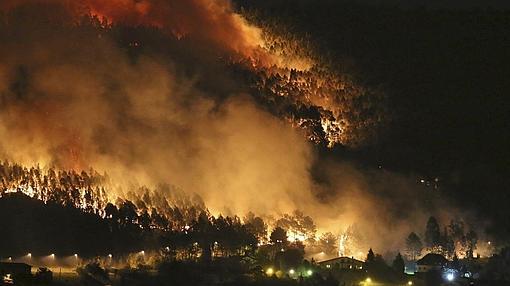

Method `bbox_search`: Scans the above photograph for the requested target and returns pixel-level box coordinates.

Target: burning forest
[0,0,509,285]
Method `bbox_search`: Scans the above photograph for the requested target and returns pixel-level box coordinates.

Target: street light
[307,270,313,276]
[408,281,413,285]
[446,273,454,282]
[265,268,274,276]
[289,269,295,275]
[27,253,32,258]
[365,277,372,284]
[108,254,113,258]
[51,254,55,259]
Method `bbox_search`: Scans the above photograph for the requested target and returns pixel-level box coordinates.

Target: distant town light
[108,254,113,258]
[408,281,413,285]
[365,277,372,283]
[50,254,55,258]
[307,270,313,276]
[140,250,145,255]
[265,268,274,275]
[27,253,32,258]
[289,269,295,275]
[74,253,78,258]
[8,257,12,261]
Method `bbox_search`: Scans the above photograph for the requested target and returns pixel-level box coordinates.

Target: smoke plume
[0,1,475,256]
[1,0,285,67]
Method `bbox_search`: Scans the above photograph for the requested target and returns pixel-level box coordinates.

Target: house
[416,253,448,273]
[318,256,364,270]
[404,261,417,274]
[0,262,32,276]
[0,262,32,284]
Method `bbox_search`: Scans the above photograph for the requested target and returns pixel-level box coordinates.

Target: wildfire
[0,161,207,231]
[338,233,348,256]
[1,0,386,148]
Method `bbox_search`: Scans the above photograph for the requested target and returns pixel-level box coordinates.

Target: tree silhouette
[465,230,478,258]
[425,216,441,249]
[366,248,375,264]
[392,252,405,275]
[191,212,214,262]
[244,212,267,243]
[318,232,338,256]
[270,227,288,247]
[405,232,423,261]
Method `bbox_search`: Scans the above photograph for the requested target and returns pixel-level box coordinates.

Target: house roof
[318,256,364,264]
[416,253,448,266]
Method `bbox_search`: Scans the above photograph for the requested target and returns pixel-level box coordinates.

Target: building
[0,262,32,284]
[416,253,448,273]
[0,262,32,276]
[404,261,417,274]
[318,256,364,270]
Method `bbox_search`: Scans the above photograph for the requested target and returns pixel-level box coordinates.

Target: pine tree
[425,216,441,250]
[405,232,423,261]
[366,248,375,263]
[392,252,405,274]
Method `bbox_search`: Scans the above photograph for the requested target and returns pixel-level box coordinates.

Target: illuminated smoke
[1,0,282,67]
[0,1,476,257]
[1,0,387,147]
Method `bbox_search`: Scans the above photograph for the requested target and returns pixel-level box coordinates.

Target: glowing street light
[50,254,55,259]
[140,250,145,255]
[446,273,454,282]
[27,253,32,258]
[408,281,413,285]
[265,268,274,276]
[108,254,113,258]
[289,269,295,275]
[365,277,372,284]
[307,270,313,276]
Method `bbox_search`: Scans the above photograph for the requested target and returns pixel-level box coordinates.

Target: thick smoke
[0,2,476,256]
[0,7,315,215]
[0,0,282,67]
